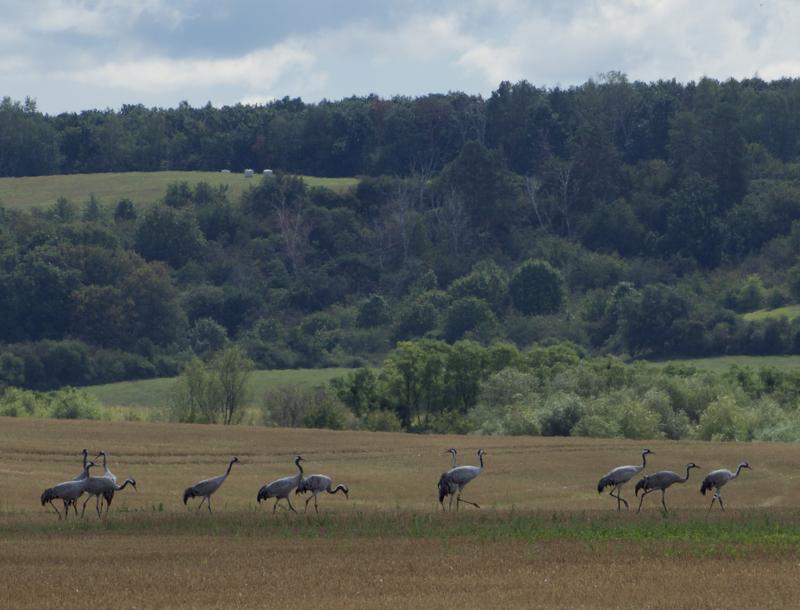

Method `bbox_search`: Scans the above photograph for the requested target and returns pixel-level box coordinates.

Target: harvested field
[1,417,799,608]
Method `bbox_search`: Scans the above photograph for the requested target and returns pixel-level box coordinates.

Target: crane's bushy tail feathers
[634,477,647,497]
[597,476,611,494]
[438,475,449,504]
[183,487,197,505]
[700,477,712,496]
[256,485,269,503]
[41,487,55,506]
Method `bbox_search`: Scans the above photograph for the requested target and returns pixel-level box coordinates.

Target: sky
[2,0,800,114]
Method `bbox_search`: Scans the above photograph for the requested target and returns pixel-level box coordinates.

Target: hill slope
[0,171,358,210]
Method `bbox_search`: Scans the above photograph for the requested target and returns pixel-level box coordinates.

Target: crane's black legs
[207,496,213,513]
[456,494,480,510]
[660,490,668,513]
[636,490,648,513]
[708,491,724,512]
[610,487,628,511]
[303,493,320,513]
[80,494,92,518]
[47,500,62,519]
[285,496,297,513]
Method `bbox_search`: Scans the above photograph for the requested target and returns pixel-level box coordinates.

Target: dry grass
[2,417,800,608]
[2,534,799,609]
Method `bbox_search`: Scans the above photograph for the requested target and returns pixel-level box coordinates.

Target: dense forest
[3,73,800,437]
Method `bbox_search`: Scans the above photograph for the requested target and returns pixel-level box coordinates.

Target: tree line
[3,74,800,397]
[3,74,800,181]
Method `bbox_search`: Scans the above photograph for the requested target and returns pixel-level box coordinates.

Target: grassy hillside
[743,304,800,322]
[0,171,358,210]
[1,418,799,607]
[647,355,800,372]
[85,367,350,411]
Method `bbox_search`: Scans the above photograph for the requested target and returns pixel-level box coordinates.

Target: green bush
[695,395,755,441]
[263,385,355,430]
[0,388,45,417]
[48,388,101,420]
[539,393,584,436]
[363,409,403,432]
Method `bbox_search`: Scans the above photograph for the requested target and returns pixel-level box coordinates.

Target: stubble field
[2,416,800,609]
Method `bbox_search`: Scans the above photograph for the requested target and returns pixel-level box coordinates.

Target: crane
[96,450,117,484]
[257,455,304,514]
[437,449,486,511]
[700,462,751,511]
[295,474,349,513]
[41,461,95,519]
[81,475,137,518]
[597,449,654,511]
[436,448,459,510]
[634,462,699,513]
[101,478,137,515]
[445,448,458,468]
[182,457,239,513]
[71,449,90,481]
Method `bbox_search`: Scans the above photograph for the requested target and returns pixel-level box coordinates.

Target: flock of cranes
[39,447,750,519]
[40,449,137,519]
[598,448,751,512]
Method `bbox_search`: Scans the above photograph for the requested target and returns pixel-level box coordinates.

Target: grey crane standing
[257,455,304,514]
[71,449,90,481]
[81,475,137,518]
[182,457,239,513]
[700,462,751,511]
[437,449,486,511]
[597,449,654,511]
[634,462,699,513]
[41,461,95,519]
[295,474,349,513]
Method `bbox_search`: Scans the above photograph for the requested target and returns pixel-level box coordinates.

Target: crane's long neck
[295,458,304,480]
[639,452,649,472]
[224,459,236,477]
[82,451,87,469]
[733,464,746,479]
[681,465,693,482]
[478,452,484,470]
[82,463,92,478]
[117,479,135,491]
[102,453,108,469]
[450,452,457,468]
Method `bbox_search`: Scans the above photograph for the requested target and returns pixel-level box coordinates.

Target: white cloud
[3,0,800,113]
[63,42,315,93]
[19,0,189,36]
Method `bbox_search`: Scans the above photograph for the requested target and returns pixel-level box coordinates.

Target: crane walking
[295,474,349,513]
[437,449,486,511]
[257,455,304,514]
[700,462,751,511]
[597,449,654,511]
[182,457,239,513]
[635,462,699,513]
[41,461,95,519]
